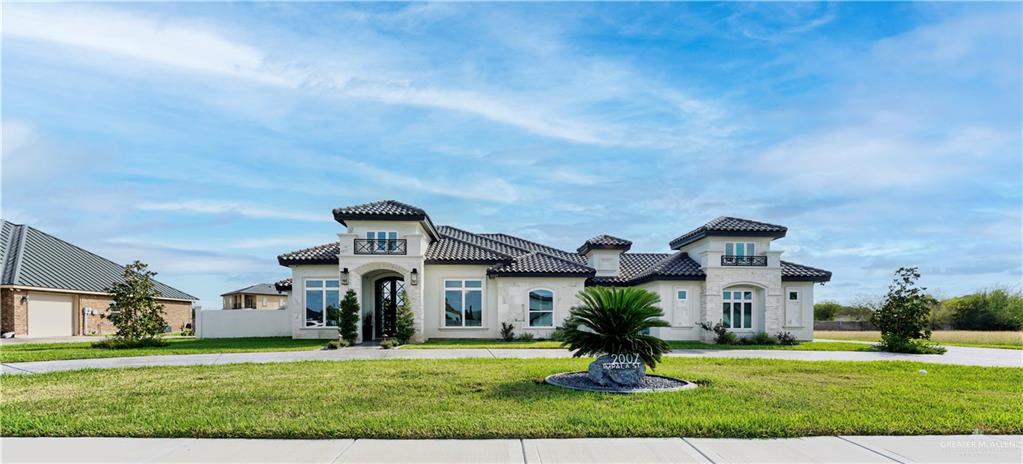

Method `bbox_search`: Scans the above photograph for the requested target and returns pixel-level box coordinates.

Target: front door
[374,277,405,339]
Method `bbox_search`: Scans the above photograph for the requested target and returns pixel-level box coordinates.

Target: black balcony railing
[721,255,767,266]
[354,239,407,255]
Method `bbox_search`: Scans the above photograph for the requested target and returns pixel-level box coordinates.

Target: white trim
[302,277,341,328]
[525,287,555,328]
[441,278,486,328]
[721,286,755,331]
[724,241,756,257]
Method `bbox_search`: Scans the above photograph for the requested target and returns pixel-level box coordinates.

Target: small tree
[337,289,360,345]
[813,301,842,321]
[394,290,415,344]
[872,267,944,354]
[103,261,166,343]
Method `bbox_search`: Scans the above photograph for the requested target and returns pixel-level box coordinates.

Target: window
[305,279,340,327]
[528,289,554,327]
[676,290,687,300]
[722,289,753,329]
[789,291,799,301]
[725,242,755,256]
[367,231,398,252]
[444,280,483,327]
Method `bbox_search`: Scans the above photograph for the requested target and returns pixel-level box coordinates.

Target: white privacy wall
[196,309,290,338]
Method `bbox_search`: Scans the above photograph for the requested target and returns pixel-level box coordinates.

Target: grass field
[0,337,325,363]
[2,358,1019,439]
[404,339,872,352]
[816,331,1023,349]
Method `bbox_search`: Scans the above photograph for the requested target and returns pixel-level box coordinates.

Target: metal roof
[0,220,196,301]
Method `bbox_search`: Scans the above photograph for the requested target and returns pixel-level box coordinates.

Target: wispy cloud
[343,158,521,204]
[136,201,326,222]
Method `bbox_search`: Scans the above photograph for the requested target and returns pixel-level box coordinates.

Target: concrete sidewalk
[2,436,1021,463]
[2,344,1020,375]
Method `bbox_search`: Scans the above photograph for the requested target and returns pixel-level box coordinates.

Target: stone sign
[587,353,645,386]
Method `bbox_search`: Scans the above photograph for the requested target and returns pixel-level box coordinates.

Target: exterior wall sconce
[341,268,350,286]
[410,268,419,286]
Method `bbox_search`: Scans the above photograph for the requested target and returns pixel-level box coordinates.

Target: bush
[775,331,798,345]
[515,333,534,342]
[91,337,167,349]
[872,267,941,353]
[337,289,360,345]
[561,287,671,369]
[750,332,775,345]
[324,339,351,350]
[698,321,738,345]
[394,290,416,344]
[871,338,946,354]
[814,301,842,321]
[942,288,1023,331]
[379,339,400,349]
[500,322,515,342]
[103,261,167,341]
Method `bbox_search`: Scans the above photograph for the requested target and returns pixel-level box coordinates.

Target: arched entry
[374,276,406,339]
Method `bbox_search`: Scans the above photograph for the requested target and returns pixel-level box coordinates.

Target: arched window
[528,289,554,328]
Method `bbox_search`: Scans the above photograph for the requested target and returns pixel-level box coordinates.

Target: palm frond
[560,286,672,369]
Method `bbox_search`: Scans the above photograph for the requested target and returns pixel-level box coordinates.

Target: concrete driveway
[2,436,1021,463]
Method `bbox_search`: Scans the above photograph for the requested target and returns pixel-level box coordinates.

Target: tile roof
[577,234,632,254]
[0,220,196,301]
[487,252,595,277]
[221,283,285,297]
[424,236,513,264]
[331,200,440,241]
[277,242,339,265]
[479,233,588,264]
[589,252,705,286]
[670,216,788,249]
[781,261,832,282]
[274,278,293,292]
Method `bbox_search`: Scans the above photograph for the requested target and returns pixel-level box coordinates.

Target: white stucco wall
[639,280,704,341]
[196,308,290,338]
[584,249,623,277]
[422,264,496,339]
[287,264,343,340]
[493,277,586,339]
[781,282,815,340]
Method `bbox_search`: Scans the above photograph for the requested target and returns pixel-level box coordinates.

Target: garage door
[28,293,73,337]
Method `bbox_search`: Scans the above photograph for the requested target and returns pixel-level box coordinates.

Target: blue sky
[2,2,1020,309]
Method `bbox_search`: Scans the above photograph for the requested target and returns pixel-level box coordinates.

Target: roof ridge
[781,260,830,272]
[437,225,531,254]
[278,240,338,257]
[484,232,576,256]
[1,223,27,285]
[634,251,685,280]
[717,216,788,229]
[439,234,515,260]
[532,250,595,269]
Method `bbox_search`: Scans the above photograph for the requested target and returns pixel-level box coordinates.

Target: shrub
[872,267,943,353]
[873,338,945,354]
[103,261,167,342]
[750,332,775,345]
[550,320,578,342]
[394,290,416,344]
[324,339,351,350]
[337,289,360,344]
[515,333,534,342]
[91,337,167,349]
[500,322,515,342]
[379,338,400,349]
[775,331,798,345]
[698,321,738,345]
[814,301,841,321]
[942,288,1023,331]
[561,287,671,369]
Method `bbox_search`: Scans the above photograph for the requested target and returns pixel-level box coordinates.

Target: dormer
[577,234,632,277]
[332,200,439,257]
[669,217,787,268]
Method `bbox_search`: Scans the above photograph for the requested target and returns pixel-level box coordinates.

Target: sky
[2,2,1020,309]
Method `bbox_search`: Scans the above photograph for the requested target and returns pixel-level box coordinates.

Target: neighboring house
[0,220,197,337]
[273,200,831,343]
[221,283,288,310]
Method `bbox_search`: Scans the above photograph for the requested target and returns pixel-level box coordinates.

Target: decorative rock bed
[545,372,696,394]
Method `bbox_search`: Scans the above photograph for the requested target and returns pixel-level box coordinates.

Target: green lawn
[404,339,872,352]
[0,337,325,363]
[816,330,1023,350]
[2,358,1018,438]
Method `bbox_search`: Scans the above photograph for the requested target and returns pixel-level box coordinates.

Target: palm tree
[561,286,671,369]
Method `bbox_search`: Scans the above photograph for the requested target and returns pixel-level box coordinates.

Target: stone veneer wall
[701,267,784,342]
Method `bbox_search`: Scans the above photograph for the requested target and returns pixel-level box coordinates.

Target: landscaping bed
[0,337,326,363]
[3,358,1019,438]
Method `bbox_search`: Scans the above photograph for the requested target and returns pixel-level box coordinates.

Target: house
[221,283,288,310]
[272,200,831,343]
[0,220,196,337]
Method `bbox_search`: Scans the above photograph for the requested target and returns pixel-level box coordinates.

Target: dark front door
[374,277,405,339]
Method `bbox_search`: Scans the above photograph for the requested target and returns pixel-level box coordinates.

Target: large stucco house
[273,200,831,343]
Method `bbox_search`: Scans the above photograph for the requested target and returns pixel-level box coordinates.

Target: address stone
[587,353,645,386]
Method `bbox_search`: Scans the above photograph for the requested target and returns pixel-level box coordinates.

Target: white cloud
[343,159,521,204]
[230,236,329,249]
[136,200,326,222]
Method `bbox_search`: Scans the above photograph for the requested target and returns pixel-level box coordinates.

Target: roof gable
[0,220,196,300]
[670,216,787,249]
[577,234,632,254]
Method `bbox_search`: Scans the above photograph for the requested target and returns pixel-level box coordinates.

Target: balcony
[354,239,407,255]
[721,255,767,266]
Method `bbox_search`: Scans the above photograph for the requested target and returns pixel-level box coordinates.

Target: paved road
[2,436,1021,463]
[2,344,1020,375]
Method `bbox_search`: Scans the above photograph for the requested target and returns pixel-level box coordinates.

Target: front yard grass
[816,330,1023,349]
[404,339,872,352]
[0,337,325,363]
[2,358,1018,438]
